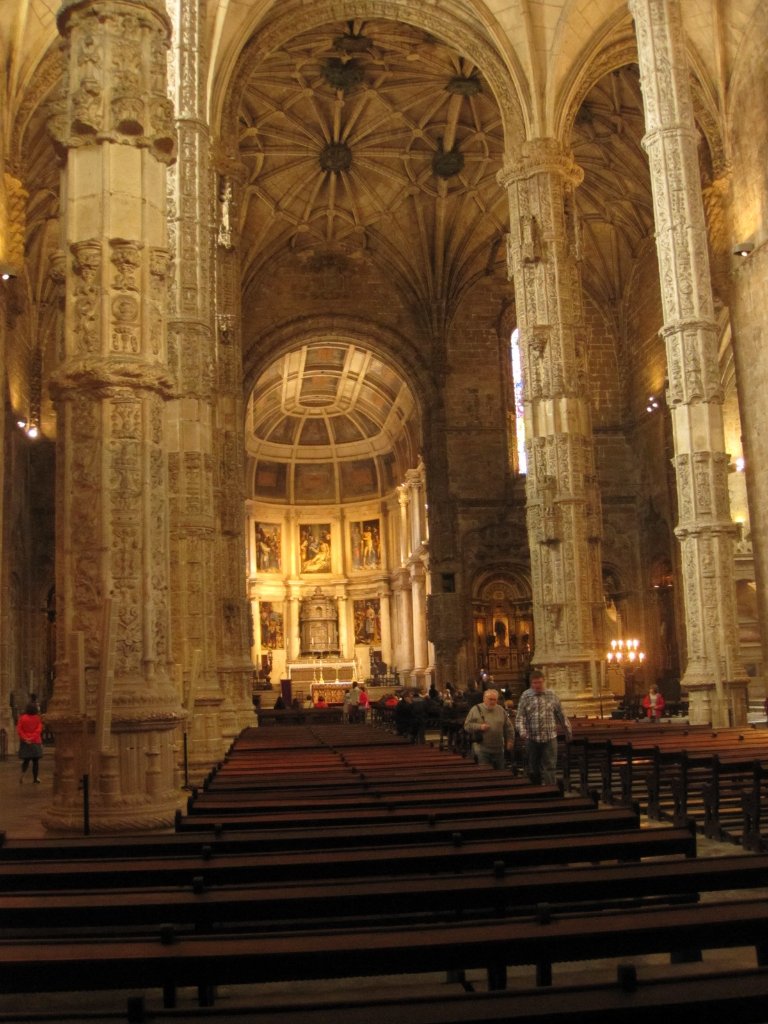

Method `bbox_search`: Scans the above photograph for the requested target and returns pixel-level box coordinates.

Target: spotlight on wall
[735,456,745,472]
[0,262,18,281]
[646,395,660,414]
[733,241,754,257]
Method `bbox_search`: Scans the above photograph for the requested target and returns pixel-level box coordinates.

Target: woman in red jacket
[17,702,43,783]
[641,685,666,721]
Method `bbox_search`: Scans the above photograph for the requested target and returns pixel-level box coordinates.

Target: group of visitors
[463,668,571,783]
[266,669,668,787]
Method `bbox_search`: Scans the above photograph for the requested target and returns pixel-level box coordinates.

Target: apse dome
[246,341,420,504]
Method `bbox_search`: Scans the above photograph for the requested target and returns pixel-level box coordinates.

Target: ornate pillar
[391,570,414,679]
[410,562,429,689]
[165,0,233,771]
[397,487,410,565]
[0,165,22,740]
[498,139,605,707]
[249,594,260,667]
[406,466,425,554]
[337,595,350,659]
[629,0,746,725]
[45,0,183,831]
[213,167,254,729]
[378,586,392,667]
[286,592,301,662]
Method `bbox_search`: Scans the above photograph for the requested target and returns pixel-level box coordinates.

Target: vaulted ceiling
[236,17,509,314]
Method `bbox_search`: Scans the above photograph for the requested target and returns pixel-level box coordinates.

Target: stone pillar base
[218,661,257,732]
[42,713,183,834]
[684,680,749,726]
[42,797,180,834]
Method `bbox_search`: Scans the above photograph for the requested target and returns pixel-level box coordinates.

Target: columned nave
[1,0,768,831]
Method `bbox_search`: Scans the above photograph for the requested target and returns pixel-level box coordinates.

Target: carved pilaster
[629,0,745,725]
[498,138,604,700]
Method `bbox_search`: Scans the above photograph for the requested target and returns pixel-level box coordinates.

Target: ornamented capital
[497,138,583,190]
[52,0,176,163]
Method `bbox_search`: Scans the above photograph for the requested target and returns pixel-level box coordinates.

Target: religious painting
[350,519,382,570]
[354,598,381,645]
[299,523,332,574]
[254,523,281,573]
[259,602,284,649]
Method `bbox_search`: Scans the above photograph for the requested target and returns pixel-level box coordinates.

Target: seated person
[314,694,328,709]
[642,685,665,720]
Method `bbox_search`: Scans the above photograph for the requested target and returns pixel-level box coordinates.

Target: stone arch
[243,314,436,420]
[212,0,529,160]
[556,19,725,177]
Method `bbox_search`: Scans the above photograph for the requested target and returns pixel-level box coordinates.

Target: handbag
[470,708,486,743]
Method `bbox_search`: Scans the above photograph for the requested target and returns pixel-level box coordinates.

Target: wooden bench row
[3,897,768,1007]
[564,726,768,848]
[1,852,764,937]
[0,723,754,1022]
[62,966,768,1024]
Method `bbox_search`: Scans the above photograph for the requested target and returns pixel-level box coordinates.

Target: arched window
[510,327,527,475]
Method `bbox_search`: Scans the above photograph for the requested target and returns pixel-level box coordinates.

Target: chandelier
[606,638,645,665]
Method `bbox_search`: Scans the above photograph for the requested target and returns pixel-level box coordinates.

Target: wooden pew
[2,896,767,1005]
[98,966,768,1024]
[1,853,764,936]
[174,797,570,833]
[0,826,697,893]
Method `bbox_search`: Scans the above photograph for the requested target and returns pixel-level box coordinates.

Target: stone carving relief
[70,239,102,354]
[53,2,176,162]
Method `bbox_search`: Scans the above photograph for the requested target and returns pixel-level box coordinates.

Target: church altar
[287,659,357,704]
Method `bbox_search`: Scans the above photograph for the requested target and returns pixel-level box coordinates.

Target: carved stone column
[378,586,392,667]
[629,0,746,725]
[391,570,414,679]
[46,0,183,831]
[498,139,605,707]
[337,595,350,659]
[286,592,301,663]
[213,168,254,729]
[406,464,426,554]
[397,487,410,565]
[410,562,429,690]
[165,0,234,772]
